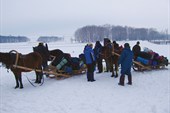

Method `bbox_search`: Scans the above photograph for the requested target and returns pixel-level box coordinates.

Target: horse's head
[0,52,16,69]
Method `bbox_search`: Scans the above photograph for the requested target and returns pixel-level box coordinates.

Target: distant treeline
[74,25,169,42]
[0,35,30,43]
[0,35,64,43]
[37,36,64,43]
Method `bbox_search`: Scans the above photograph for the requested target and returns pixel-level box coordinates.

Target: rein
[25,75,44,87]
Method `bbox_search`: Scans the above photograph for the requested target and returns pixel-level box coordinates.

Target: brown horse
[100,44,122,77]
[0,50,43,89]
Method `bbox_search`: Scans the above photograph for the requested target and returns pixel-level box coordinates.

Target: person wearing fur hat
[118,43,134,86]
[132,41,141,60]
[34,42,50,77]
[84,43,96,82]
[94,41,103,73]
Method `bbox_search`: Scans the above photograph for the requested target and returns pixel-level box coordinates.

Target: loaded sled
[44,53,86,79]
[112,46,169,71]
[132,49,169,71]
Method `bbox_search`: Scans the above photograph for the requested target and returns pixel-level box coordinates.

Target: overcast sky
[0,0,169,38]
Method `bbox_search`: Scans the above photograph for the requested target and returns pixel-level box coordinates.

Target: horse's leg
[114,63,118,78]
[105,59,109,72]
[35,71,39,83]
[111,64,115,77]
[13,72,19,89]
[18,74,23,89]
[110,62,113,72]
[38,71,43,83]
[35,66,43,84]
[35,71,42,84]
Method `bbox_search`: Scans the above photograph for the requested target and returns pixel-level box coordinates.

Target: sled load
[133,47,169,71]
[45,50,86,79]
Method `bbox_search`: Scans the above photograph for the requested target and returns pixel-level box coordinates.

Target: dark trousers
[86,64,95,81]
[97,58,103,72]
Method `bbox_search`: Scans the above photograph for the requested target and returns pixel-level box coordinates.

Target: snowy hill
[0,41,170,113]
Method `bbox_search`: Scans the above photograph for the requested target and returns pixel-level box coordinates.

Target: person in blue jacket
[84,43,96,82]
[118,43,134,86]
[93,41,103,73]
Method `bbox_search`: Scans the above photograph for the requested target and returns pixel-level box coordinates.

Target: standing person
[84,43,96,82]
[118,43,134,86]
[94,41,103,73]
[35,42,50,77]
[132,41,141,60]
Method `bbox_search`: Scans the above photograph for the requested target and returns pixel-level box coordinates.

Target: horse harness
[9,50,26,69]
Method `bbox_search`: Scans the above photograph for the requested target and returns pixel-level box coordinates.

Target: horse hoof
[111,75,114,77]
[37,81,41,84]
[15,86,19,89]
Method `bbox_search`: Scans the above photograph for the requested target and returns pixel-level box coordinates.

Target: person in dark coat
[84,43,96,82]
[93,41,103,73]
[132,41,141,60]
[118,43,134,86]
[35,42,50,77]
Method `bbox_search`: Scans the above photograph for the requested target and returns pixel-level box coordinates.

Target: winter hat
[124,43,130,48]
[137,41,140,44]
[38,42,44,46]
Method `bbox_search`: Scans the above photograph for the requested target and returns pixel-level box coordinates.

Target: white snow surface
[0,41,170,113]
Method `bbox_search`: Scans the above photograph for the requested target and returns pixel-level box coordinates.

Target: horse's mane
[49,49,64,56]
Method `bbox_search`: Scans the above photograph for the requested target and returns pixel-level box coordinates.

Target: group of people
[83,40,141,86]
[36,41,141,86]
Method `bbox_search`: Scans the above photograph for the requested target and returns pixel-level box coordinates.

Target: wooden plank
[13,65,70,78]
[133,61,151,70]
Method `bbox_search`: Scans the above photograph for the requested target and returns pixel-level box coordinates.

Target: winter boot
[87,72,91,82]
[127,74,132,85]
[118,75,125,86]
[91,73,96,82]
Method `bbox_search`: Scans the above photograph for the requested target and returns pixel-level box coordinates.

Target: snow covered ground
[0,40,170,113]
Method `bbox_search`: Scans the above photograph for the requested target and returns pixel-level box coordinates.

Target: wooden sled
[112,50,161,71]
[112,51,151,70]
[45,64,86,79]
[132,61,168,71]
